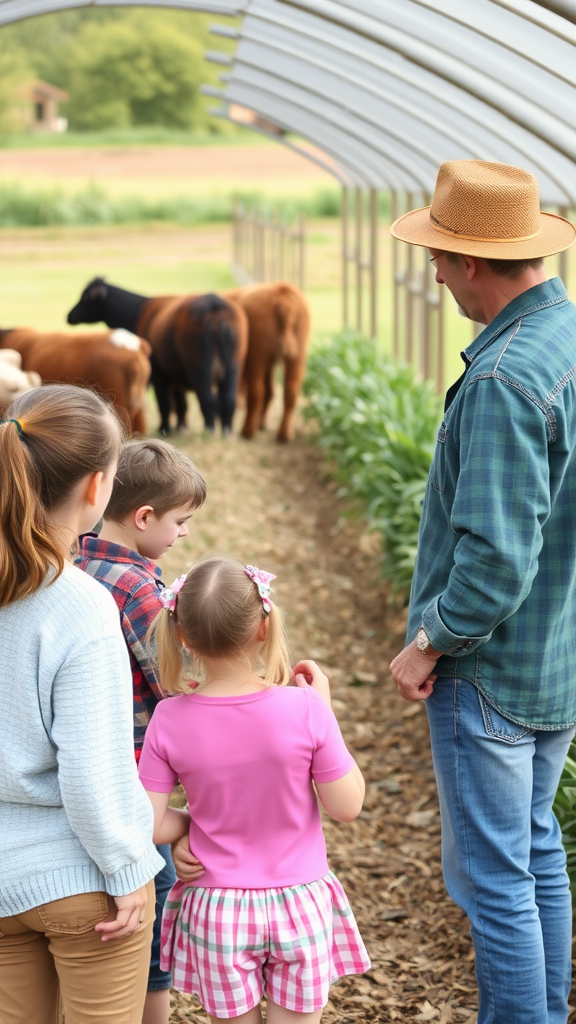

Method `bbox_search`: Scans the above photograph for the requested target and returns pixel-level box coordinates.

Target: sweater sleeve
[50,631,164,896]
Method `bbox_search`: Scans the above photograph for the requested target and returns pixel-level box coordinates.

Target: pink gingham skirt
[161,871,371,1017]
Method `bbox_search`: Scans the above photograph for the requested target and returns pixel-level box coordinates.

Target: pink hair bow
[159,573,188,614]
[244,564,276,614]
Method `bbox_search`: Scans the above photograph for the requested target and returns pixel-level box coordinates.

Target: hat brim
[390,206,576,259]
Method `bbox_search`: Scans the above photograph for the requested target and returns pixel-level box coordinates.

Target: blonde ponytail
[0,385,122,607]
[149,607,191,695]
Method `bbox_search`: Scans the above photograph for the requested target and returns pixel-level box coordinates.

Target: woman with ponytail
[0,385,164,1024]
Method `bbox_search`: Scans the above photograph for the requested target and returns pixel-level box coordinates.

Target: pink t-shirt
[139,685,355,889]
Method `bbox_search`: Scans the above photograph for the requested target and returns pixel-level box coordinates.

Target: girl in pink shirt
[139,557,370,1023]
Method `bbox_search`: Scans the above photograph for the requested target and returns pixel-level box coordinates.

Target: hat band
[429,211,541,244]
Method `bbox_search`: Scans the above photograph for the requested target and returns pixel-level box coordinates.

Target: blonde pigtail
[262,604,292,687]
[149,607,190,695]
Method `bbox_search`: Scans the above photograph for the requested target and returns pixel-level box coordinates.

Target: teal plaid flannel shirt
[407,278,576,729]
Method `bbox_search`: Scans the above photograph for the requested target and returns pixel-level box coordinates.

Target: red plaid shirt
[76,537,166,758]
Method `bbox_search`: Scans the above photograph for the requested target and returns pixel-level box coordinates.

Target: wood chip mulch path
[157,399,576,1024]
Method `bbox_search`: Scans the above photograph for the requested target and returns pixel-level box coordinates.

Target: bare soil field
[154,396,473,1024]
[0,144,333,182]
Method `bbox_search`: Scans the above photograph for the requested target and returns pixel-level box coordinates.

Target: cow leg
[130,408,147,437]
[277,357,306,443]
[260,365,275,430]
[218,364,239,435]
[173,388,188,431]
[195,367,217,433]
[241,368,265,440]
[150,366,173,435]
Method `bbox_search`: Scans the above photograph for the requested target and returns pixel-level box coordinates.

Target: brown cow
[68,281,248,436]
[225,282,310,443]
[0,327,151,435]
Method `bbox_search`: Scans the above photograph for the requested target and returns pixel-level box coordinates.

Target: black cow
[68,278,248,435]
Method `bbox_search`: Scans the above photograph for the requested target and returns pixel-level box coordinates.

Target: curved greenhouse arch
[2,0,575,365]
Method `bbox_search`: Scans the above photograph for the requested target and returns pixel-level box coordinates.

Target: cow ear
[89,280,108,300]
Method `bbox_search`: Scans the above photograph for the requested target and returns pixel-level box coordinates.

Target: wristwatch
[415,626,440,658]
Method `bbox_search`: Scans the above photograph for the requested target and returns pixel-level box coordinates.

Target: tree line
[0,8,237,134]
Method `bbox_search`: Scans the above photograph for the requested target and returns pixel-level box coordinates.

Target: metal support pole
[299,214,306,292]
[559,206,569,289]
[391,191,400,360]
[369,188,378,340]
[355,188,363,333]
[405,193,413,362]
[423,250,432,381]
[437,286,445,394]
[342,186,349,329]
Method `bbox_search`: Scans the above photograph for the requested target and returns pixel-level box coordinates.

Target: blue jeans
[148,844,176,991]
[427,677,574,1024]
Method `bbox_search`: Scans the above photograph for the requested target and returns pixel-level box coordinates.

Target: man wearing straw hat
[389,161,576,1023]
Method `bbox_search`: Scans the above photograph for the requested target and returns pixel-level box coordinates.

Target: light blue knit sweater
[0,564,164,916]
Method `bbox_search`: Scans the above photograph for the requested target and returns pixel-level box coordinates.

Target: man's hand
[172,834,205,882]
[95,885,148,942]
[390,639,439,702]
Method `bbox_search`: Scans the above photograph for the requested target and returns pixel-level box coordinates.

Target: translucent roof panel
[2,0,576,203]
[211,0,576,203]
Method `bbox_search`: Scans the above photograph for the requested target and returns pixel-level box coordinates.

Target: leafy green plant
[303,331,442,600]
[553,740,576,894]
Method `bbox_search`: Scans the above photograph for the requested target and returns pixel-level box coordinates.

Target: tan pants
[0,881,155,1024]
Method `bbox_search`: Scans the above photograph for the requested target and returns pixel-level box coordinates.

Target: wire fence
[232,204,306,289]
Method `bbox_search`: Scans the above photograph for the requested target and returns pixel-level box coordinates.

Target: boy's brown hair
[104,438,206,523]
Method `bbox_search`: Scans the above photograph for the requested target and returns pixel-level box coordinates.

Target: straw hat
[390,160,575,259]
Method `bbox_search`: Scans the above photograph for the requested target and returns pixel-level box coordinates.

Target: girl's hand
[292,659,331,707]
[95,885,148,942]
[172,834,205,882]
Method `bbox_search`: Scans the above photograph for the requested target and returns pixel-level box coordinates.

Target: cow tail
[274,286,301,361]
[126,350,149,413]
[210,305,239,432]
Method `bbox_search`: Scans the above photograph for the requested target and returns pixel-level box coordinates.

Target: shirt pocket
[430,421,448,493]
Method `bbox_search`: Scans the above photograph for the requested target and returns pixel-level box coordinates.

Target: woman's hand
[172,834,205,882]
[292,659,331,707]
[95,885,148,942]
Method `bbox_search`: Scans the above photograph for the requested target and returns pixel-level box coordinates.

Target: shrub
[303,331,442,601]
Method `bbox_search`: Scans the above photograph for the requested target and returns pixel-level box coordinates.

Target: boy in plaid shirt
[76,438,206,1024]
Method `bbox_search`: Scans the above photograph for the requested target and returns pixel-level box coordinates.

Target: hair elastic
[0,418,25,437]
[244,564,276,614]
[159,573,187,615]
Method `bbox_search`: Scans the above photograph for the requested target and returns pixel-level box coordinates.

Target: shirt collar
[78,535,163,580]
[461,277,568,370]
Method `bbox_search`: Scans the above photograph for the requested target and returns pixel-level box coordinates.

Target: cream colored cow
[0,349,41,410]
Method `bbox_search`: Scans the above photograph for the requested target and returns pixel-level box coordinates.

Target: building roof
[30,80,69,102]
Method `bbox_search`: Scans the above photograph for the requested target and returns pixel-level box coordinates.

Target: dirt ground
[154,392,481,1024]
[0,144,333,181]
